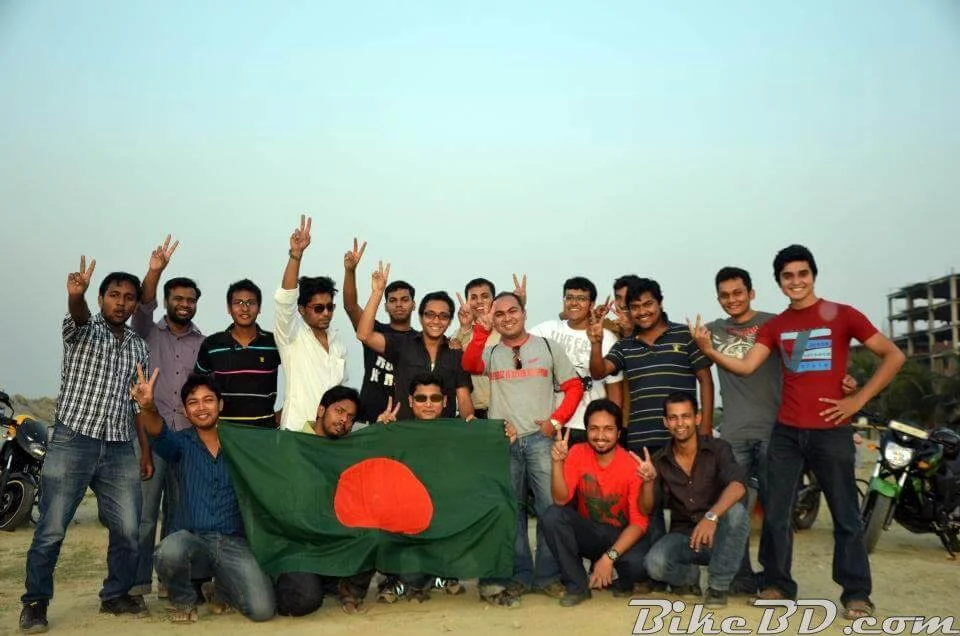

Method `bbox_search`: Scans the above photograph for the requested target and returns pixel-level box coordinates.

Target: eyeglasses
[563,294,591,303]
[231,299,259,308]
[412,393,444,403]
[308,303,336,314]
[512,345,523,370]
[422,311,452,322]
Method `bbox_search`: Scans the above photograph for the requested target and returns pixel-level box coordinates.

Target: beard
[167,310,192,326]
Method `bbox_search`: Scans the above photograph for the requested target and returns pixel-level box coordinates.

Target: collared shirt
[132,300,204,432]
[455,325,500,409]
[274,287,349,431]
[652,436,746,534]
[383,332,472,419]
[194,325,281,427]
[55,313,149,442]
[150,423,244,535]
[605,322,711,451]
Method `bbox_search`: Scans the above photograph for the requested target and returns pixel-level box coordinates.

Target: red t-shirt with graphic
[560,444,648,531]
[756,299,878,429]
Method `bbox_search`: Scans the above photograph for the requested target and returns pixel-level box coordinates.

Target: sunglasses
[512,345,523,370]
[412,393,444,403]
[307,302,336,314]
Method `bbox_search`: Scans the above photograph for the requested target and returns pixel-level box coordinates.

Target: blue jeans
[23,423,141,604]
[644,502,749,592]
[479,431,559,594]
[759,424,871,603]
[727,436,769,581]
[133,447,181,592]
[155,530,275,621]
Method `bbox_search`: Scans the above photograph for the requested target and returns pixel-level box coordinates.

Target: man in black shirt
[342,238,418,422]
[638,391,748,609]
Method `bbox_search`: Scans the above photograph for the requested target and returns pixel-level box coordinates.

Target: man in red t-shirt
[689,244,905,620]
[540,399,651,607]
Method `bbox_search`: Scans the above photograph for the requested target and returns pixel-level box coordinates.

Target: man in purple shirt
[130,235,204,601]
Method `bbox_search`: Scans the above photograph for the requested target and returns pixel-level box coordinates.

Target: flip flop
[842,599,875,620]
[170,607,199,624]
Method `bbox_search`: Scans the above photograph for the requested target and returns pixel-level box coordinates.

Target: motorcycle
[0,390,49,531]
[859,415,960,555]
[794,467,821,530]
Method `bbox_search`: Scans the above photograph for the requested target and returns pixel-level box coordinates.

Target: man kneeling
[639,391,749,608]
[132,370,275,623]
[541,399,651,607]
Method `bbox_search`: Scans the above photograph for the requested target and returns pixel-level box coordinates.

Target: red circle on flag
[333,457,433,534]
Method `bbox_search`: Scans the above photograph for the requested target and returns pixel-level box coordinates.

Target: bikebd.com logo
[629,599,960,635]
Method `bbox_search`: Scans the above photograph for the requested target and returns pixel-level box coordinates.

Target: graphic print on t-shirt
[368,355,395,387]
[712,322,762,359]
[581,474,627,527]
[780,328,832,372]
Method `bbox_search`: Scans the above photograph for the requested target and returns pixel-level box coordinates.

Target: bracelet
[288,249,301,261]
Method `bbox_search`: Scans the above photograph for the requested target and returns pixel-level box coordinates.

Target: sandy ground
[1,444,958,636]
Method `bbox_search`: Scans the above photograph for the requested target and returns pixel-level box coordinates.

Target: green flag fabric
[219,419,516,579]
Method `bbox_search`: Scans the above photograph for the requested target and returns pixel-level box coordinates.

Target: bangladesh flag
[219,419,516,579]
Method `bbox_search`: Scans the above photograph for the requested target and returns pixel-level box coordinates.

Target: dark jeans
[759,424,870,603]
[133,446,181,592]
[274,571,374,616]
[540,505,650,595]
[728,436,769,583]
[644,502,749,591]
[23,423,141,604]
[154,530,275,621]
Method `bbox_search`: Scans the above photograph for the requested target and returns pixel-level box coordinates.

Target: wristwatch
[704,511,719,522]
[606,548,620,562]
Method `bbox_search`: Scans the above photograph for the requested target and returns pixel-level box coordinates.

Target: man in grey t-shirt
[707,267,781,595]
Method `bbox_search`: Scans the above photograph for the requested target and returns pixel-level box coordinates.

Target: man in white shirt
[530,277,623,444]
[275,215,348,430]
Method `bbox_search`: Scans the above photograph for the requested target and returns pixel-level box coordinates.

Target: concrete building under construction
[887,273,960,374]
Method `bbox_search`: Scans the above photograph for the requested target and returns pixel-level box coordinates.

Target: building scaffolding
[887,273,959,374]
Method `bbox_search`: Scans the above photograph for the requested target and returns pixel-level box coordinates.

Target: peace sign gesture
[512,273,527,307]
[344,237,367,272]
[67,255,97,296]
[456,292,473,329]
[475,302,494,332]
[371,260,391,293]
[129,363,160,410]
[148,234,179,273]
[289,214,312,256]
[551,426,571,462]
[376,396,401,424]
[686,314,713,353]
[630,447,657,482]
[592,295,613,324]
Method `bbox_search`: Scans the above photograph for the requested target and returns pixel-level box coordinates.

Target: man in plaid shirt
[19,256,153,634]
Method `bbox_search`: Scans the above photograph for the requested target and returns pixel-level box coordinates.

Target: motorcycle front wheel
[0,476,37,531]
[794,471,821,530]
[861,490,893,554]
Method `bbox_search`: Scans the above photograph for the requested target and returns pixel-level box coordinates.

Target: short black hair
[409,372,445,395]
[418,291,455,317]
[163,277,202,301]
[493,291,524,310]
[226,279,262,306]
[464,278,496,298]
[613,274,642,292]
[99,272,142,301]
[180,373,223,404]
[584,398,623,430]
[662,391,699,416]
[563,276,598,302]
[625,278,662,305]
[298,276,338,307]
[714,267,752,292]
[320,385,361,410]
[773,245,818,282]
[385,280,415,300]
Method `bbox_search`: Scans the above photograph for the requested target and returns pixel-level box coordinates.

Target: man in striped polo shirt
[194,280,281,427]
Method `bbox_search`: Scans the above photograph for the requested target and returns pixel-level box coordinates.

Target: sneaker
[479,589,521,609]
[532,581,566,599]
[19,602,48,634]
[200,581,233,615]
[100,594,150,617]
[612,585,634,598]
[504,581,532,596]
[559,590,592,607]
[632,579,667,595]
[129,595,148,612]
[432,577,466,595]
[704,588,728,608]
[377,576,407,604]
[670,584,703,599]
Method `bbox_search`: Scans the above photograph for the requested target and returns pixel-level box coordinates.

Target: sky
[1,1,959,399]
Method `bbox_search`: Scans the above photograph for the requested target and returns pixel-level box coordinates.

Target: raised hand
[289,214,312,256]
[587,313,604,345]
[129,363,160,410]
[376,396,401,424]
[512,273,527,306]
[613,303,632,337]
[592,295,613,324]
[686,314,713,353]
[476,302,494,332]
[456,292,473,329]
[630,447,657,482]
[550,426,570,462]
[371,260,391,293]
[67,255,97,296]
[148,234,179,272]
[344,237,367,272]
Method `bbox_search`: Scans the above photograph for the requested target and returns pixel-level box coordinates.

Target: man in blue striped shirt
[134,370,275,624]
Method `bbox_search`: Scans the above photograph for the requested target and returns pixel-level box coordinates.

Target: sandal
[842,599,875,620]
[170,607,199,624]
[340,597,367,615]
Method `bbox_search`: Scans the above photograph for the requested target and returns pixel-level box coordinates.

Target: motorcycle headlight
[883,440,914,469]
[27,442,46,458]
